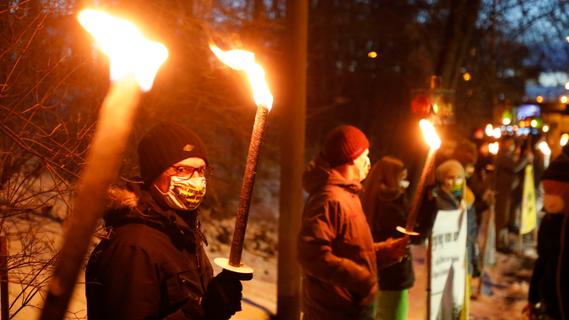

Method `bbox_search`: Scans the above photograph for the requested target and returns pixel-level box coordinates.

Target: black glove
[202,270,243,320]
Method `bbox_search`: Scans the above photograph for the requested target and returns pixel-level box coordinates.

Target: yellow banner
[520,165,537,234]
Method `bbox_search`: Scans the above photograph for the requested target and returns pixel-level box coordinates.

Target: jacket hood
[302,156,361,194]
[103,184,200,237]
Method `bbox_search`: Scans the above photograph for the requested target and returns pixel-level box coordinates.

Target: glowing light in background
[485,124,494,136]
[561,133,569,147]
[368,51,378,58]
[488,142,500,155]
[537,141,551,155]
[543,124,550,133]
[493,128,502,139]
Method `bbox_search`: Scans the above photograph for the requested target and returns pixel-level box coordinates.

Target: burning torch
[40,9,168,320]
[397,119,441,236]
[209,44,273,279]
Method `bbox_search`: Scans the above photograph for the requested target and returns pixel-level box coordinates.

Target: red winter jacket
[298,159,377,320]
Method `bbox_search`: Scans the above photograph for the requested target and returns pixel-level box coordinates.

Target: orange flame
[210,44,273,111]
[78,9,168,91]
[419,119,441,150]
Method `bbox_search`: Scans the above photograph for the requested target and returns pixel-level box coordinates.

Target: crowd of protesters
[85,121,567,320]
[298,124,569,320]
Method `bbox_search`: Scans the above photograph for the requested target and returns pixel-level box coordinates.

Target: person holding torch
[86,123,243,320]
[297,125,406,320]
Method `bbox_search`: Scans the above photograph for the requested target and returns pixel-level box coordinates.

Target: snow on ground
[408,245,533,320]
[469,252,533,320]
[204,218,536,320]
[204,218,277,320]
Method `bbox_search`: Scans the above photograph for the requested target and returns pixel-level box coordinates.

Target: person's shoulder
[109,223,172,251]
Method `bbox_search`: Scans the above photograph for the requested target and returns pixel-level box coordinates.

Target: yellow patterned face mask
[155,176,206,211]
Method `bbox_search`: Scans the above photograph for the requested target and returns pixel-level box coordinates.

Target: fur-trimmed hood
[102,184,202,243]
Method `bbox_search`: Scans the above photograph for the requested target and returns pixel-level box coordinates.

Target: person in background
[297,125,406,320]
[86,122,243,320]
[525,145,569,319]
[362,156,413,320]
[495,137,533,251]
[452,141,481,279]
[417,160,466,237]
[416,159,467,319]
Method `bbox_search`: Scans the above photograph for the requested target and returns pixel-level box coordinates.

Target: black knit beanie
[322,125,369,167]
[138,122,207,185]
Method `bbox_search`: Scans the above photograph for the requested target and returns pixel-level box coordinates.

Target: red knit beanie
[322,125,369,167]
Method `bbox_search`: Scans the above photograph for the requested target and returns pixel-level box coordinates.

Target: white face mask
[353,149,371,182]
[154,176,206,211]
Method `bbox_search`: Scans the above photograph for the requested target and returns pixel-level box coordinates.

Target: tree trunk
[435,0,481,91]
[278,0,308,319]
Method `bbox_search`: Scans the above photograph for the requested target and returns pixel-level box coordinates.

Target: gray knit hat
[435,160,464,183]
[138,122,207,185]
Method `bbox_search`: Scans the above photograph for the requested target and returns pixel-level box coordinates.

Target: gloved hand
[202,270,243,320]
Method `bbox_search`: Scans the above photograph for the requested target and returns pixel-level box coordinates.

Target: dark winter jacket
[298,159,378,320]
[495,152,529,231]
[416,185,462,240]
[366,191,414,291]
[529,212,569,319]
[86,186,213,320]
[529,154,569,319]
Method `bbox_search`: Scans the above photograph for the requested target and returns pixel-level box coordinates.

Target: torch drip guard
[214,258,253,281]
[396,226,420,236]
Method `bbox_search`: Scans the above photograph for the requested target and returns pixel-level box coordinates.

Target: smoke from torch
[40,10,167,320]
[209,44,273,277]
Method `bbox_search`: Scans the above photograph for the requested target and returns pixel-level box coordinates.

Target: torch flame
[210,44,273,111]
[78,9,168,92]
[419,119,441,150]
[488,142,500,155]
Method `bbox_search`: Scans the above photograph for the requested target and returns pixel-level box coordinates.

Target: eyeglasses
[168,165,210,179]
[444,177,464,185]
